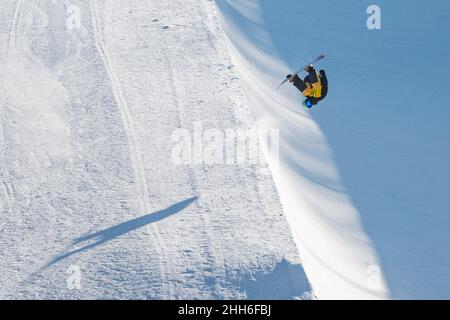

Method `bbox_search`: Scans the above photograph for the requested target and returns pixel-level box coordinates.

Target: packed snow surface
[1,0,449,300]
[216,0,450,299]
[0,0,310,299]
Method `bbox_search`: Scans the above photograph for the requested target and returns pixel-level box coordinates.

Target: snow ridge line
[1,0,25,231]
[5,0,24,61]
[146,0,203,298]
[88,0,150,215]
[89,0,172,297]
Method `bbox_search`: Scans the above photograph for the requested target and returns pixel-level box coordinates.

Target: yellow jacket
[303,71,322,98]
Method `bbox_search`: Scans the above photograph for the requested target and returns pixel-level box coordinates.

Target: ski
[277,54,325,89]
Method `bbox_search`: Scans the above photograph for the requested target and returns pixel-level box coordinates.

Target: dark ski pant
[293,70,320,93]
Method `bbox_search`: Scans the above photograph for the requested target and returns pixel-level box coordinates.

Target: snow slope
[0,0,310,299]
[216,0,450,299]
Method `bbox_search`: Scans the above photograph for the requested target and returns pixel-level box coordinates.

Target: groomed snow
[1,0,449,300]
[216,0,450,299]
[0,0,310,299]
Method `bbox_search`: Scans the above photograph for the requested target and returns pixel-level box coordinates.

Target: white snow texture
[1,0,449,299]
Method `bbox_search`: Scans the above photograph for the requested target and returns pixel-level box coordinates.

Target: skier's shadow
[44,196,198,269]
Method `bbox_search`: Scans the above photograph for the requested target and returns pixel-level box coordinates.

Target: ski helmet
[303,99,313,109]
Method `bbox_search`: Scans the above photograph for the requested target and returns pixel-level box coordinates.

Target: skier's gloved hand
[287,74,297,83]
[305,65,314,73]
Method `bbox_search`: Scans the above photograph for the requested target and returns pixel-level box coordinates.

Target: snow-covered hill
[0,0,309,299]
[1,0,449,300]
[216,0,450,299]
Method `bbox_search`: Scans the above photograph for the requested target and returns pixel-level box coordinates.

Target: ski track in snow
[0,0,309,299]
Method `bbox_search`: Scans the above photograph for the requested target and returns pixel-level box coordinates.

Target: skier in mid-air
[287,65,328,109]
